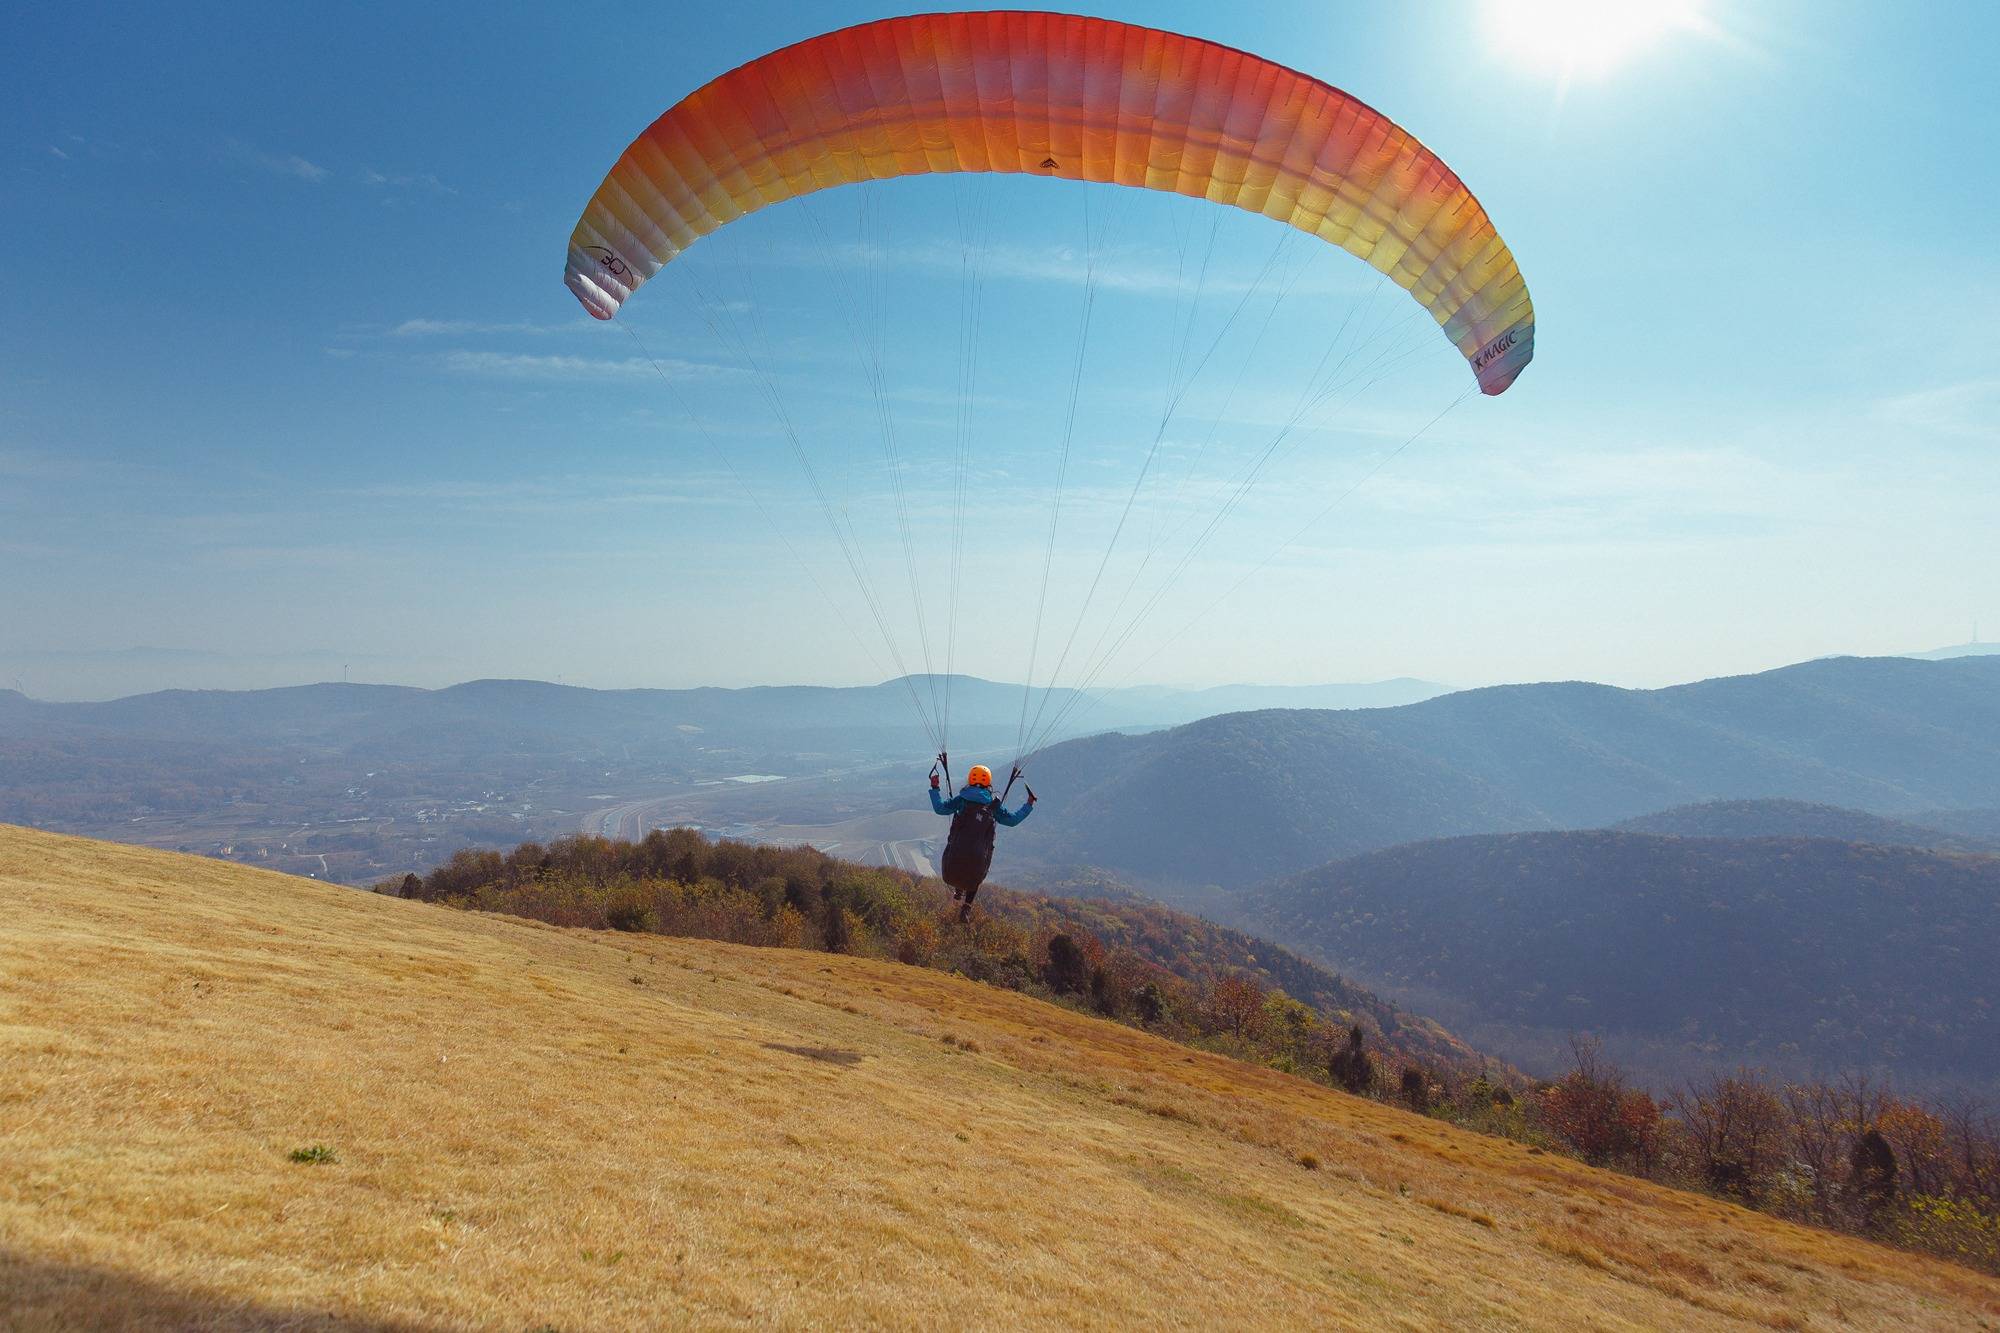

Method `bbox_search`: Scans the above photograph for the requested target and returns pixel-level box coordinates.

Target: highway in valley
[582,797,684,842]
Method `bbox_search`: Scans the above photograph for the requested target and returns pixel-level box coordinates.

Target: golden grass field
[3,824,1997,1331]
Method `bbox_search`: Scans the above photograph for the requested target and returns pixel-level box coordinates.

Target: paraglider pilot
[929,760,1035,922]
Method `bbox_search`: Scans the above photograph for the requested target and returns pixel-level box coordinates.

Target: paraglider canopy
[564,10,1533,394]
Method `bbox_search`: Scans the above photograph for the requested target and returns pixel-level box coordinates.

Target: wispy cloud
[1348,440,1799,533]
[0,446,144,484]
[0,537,70,558]
[344,479,568,502]
[338,472,737,517]
[203,543,373,570]
[389,318,593,338]
[748,236,1371,302]
[225,139,329,183]
[0,449,61,480]
[1871,378,1999,441]
[439,349,739,382]
[222,141,454,194]
[360,168,455,194]
[46,144,69,160]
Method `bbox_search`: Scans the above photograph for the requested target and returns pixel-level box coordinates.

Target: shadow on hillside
[764,1041,867,1067]
[0,1250,429,1332]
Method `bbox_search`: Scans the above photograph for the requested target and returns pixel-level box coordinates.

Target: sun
[1485,0,1707,77]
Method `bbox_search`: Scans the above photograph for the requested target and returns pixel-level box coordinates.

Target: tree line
[386,829,1472,1077]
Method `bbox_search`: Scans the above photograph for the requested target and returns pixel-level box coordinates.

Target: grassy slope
[2,825,1994,1332]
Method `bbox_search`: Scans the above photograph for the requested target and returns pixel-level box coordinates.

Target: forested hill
[1012,655,2000,891]
[1232,830,2000,1092]
[1614,798,2000,852]
[405,829,1492,1081]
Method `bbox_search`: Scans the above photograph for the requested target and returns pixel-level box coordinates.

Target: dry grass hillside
[3,824,1996,1331]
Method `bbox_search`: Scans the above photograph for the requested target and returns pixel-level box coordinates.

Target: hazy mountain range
[0,672,1444,884]
[1008,655,2000,892]
[1232,830,2000,1093]
[1904,639,2000,660]
[1613,797,2000,853]
[7,637,1988,702]
[0,673,1444,751]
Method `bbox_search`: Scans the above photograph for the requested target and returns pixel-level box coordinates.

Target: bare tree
[1669,1068,1784,1200]
[1783,1080,1847,1219]
[1937,1091,2000,1209]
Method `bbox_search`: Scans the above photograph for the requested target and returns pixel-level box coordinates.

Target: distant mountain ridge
[0,673,1449,880]
[1613,798,2000,853]
[1915,807,2000,841]
[1233,830,2000,1092]
[1011,655,2000,891]
[1905,640,2000,660]
[0,673,1446,748]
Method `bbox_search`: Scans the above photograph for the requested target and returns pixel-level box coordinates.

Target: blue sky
[4,1,1995,704]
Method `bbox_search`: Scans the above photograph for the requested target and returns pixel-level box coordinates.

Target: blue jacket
[930,783,1032,826]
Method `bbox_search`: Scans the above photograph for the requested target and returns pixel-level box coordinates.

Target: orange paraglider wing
[565,11,1533,394]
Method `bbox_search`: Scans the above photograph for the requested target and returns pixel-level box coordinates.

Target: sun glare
[1486,0,1707,77]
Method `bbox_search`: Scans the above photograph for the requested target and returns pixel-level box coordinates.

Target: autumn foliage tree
[1206,974,1267,1044]
[1541,1036,1661,1171]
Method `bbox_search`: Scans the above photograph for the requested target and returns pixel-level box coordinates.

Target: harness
[948,798,998,852]
[940,792,999,892]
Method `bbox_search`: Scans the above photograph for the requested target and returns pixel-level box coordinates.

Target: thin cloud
[46,145,70,160]
[203,543,373,570]
[344,479,567,501]
[390,318,594,337]
[339,473,738,517]
[439,349,740,383]
[1871,378,1999,441]
[0,446,133,483]
[0,537,69,558]
[748,236,1372,302]
[0,449,60,480]
[361,168,456,194]
[225,139,330,183]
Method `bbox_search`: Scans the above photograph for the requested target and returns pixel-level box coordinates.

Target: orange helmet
[966,764,993,789]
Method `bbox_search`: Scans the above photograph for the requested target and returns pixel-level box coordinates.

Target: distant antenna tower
[342,664,349,683]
